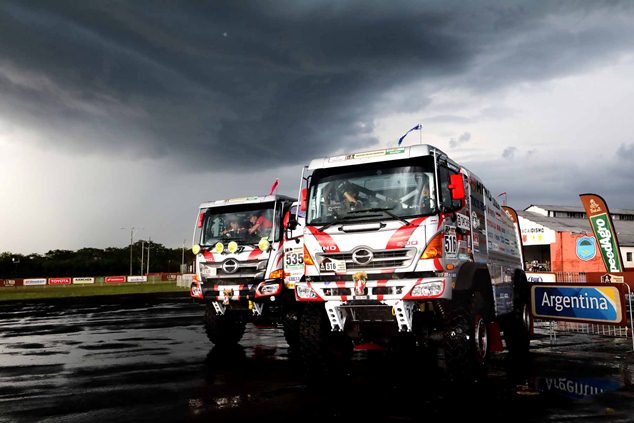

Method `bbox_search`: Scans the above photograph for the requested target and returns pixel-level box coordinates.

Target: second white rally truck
[190,194,301,348]
[290,144,531,380]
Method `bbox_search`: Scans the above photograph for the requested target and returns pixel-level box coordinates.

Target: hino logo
[352,248,373,265]
[222,259,239,274]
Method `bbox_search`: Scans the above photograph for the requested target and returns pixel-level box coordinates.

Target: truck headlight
[256,281,282,297]
[409,281,444,298]
[296,284,318,299]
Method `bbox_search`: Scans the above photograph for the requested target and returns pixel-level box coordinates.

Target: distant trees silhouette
[0,241,194,278]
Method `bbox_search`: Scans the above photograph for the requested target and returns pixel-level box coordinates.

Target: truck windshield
[307,160,437,226]
[200,203,279,247]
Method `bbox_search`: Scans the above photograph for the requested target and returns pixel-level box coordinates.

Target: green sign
[590,213,623,272]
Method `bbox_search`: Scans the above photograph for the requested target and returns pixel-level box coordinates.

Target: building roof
[527,204,634,216]
[517,210,634,246]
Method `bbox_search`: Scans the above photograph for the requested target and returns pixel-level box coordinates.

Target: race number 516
[444,233,457,255]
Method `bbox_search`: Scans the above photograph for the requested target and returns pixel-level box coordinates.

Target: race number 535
[285,251,304,266]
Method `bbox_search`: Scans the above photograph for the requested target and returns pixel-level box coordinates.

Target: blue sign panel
[531,285,624,324]
[576,236,596,261]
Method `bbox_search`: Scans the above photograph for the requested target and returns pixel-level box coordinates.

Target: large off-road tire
[282,308,300,350]
[443,291,490,382]
[502,270,532,358]
[299,304,353,381]
[204,303,246,346]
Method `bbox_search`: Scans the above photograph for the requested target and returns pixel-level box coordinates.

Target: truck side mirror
[448,174,466,201]
[300,188,308,212]
[287,217,298,231]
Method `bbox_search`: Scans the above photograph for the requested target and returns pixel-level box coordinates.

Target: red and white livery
[190,194,300,347]
[291,144,530,380]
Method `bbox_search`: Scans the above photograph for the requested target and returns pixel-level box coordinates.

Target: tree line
[0,241,194,279]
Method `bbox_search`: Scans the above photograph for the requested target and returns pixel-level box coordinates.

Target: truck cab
[190,194,300,348]
[292,145,530,380]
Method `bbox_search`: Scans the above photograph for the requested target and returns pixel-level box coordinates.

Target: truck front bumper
[295,277,449,332]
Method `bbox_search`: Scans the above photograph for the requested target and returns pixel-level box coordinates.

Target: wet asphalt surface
[1,294,634,423]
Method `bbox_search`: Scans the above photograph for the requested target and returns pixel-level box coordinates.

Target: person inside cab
[418,182,434,212]
[221,219,245,237]
[248,213,273,236]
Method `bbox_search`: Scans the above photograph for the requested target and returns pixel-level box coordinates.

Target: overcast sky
[1,1,633,254]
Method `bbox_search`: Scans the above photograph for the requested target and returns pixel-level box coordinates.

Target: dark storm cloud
[469,143,634,211]
[1,1,633,170]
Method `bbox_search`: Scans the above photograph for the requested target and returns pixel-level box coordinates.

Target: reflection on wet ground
[1,294,633,422]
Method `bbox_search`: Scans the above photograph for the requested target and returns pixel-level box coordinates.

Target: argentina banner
[531,284,626,325]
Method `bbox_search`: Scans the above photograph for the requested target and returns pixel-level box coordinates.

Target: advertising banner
[526,272,557,283]
[105,276,126,283]
[24,278,47,286]
[72,277,94,284]
[1,279,23,287]
[127,276,147,283]
[579,193,624,272]
[530,283,626,325]
[518,217,557,245]
[49,277,72,285]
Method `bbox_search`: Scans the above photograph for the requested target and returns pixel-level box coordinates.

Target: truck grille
[202,259,267,280]
[317,248,416,270]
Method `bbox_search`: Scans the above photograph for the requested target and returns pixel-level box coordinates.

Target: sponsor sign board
[601,274,625,284]
[24,278,47,286]
[526,272,556,283]
[580,193,624,272]
[127,276,147,283]
[105,276,126,283]
[1,279,22,287]
[530,283,626,325]
[518,217,556,245]
[72,277,94,284]
[49,277,72,285]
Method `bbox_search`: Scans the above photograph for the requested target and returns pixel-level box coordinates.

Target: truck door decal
[386,216,428,249]
[307,225,340,252]
[202,250,215,262]
[248,248,263,260]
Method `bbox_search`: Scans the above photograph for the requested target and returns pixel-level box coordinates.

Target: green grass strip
[0,282,188,302]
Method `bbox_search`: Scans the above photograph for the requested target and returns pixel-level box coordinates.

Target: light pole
[11,257,19,277]
[121,227,143,276]
[146,237,151,275]
[141,240,145,275]
[181,238,186,273]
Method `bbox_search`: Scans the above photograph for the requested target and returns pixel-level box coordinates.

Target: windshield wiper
[347,207,411,226]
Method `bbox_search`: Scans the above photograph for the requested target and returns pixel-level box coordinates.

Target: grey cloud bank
[1,1,633,253]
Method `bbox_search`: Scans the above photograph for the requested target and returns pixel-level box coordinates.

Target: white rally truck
[290,145,530,380]
[190,194,301,348]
